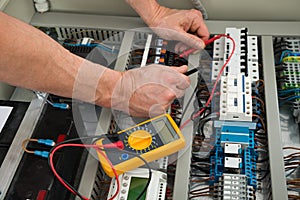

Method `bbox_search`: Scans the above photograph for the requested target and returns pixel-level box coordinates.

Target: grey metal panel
[48,0,192,17]
[0,0,10,11]
[46,0,300,21]
[9,88,35,102]
[3,0,35,23]
[30,12,300,36]
[76,31,135,198]
[30,12,146,30]
[0,83,14,100]
[173,53,199,200]
[261,36,288,200]
[0,98,46,200]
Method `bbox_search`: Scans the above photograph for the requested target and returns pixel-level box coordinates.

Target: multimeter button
[124,175,129,180]
[128,130,152,150]
[121,153,129,160]
[121,190,126,194]
[123,183,128,187]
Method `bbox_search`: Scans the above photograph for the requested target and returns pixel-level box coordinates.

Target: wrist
[95,68,123,108]
[126,0,163,27]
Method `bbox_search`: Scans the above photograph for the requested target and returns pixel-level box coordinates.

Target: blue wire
[279,50,292,64]
[278,88,300,96]
[279,95,300,106]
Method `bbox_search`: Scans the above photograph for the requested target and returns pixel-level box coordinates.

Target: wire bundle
[22,135,152,200]
[273,38,300,124]
[284,147,300,199]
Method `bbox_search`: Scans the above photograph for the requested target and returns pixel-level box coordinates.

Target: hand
[146,7,209,50]
[111,64,190,117]
[126,0,209,50]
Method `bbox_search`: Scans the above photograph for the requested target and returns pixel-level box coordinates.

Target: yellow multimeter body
[96,114,185,177]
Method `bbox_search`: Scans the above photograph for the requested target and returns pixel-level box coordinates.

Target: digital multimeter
[96,114,185,177]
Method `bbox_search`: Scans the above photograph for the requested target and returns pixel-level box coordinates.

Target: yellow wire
[22,138,38,154]
[282,56,300,62]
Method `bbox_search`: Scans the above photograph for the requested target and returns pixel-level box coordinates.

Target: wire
[22,138,38,154]
[48,135,152,200]
[180,34,236,130]
[252,96,265,113]
[49,143,116,200]
[95,148,120,200]
[252,114,266,133]
[283,146,300,151]
[279,96,300,106]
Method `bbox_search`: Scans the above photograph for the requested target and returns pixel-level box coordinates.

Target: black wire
[191,164,210,174]
[181,86,198,123]
[48,135,107,200]
[48,134,152,200]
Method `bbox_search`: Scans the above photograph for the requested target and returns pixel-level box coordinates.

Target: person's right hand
[111,64,190,117]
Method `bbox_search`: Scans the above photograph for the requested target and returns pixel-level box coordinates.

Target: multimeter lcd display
[153,118,179,144]
[128,177,147,200]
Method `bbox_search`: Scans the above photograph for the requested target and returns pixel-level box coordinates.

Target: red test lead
[179,34,227,58]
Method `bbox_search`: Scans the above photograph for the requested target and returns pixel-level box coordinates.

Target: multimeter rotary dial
[125,126,155,151]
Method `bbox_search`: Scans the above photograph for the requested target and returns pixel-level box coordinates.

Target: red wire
[49,143,120,200]
[95,148,120,200]
[180,34,236,130]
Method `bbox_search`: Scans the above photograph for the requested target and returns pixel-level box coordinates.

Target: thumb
[170,65,188,74]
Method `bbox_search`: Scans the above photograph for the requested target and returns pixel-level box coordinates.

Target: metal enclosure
[0,1,300,200]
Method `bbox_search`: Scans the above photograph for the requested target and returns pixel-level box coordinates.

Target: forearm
[126,0,163,26]
[0,12,120,107]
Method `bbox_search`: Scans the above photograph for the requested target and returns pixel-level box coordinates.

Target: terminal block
[217,174,255,200]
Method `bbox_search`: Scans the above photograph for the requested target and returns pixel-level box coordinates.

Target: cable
[22,138,38,154]
[180,34,236,130]
[34,91,70,110]
[95,148,120,200]
[22,138,55,158]
[252,96,265,113]
[279,96,300,106]
[48,135,152,200]
[49,143,114,200]
[252,114,266,133]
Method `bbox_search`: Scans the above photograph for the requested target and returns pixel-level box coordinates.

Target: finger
[169,65,190,89]
[174,29,205,49]
[179,43,190,53]
[175,42,187,53]
[189,9,210,41]
[170,65,188,74]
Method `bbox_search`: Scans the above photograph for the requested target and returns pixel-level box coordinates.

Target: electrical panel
[0,3,300,200]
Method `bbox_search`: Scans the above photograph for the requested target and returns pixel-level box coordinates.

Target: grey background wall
[48,0,300,21]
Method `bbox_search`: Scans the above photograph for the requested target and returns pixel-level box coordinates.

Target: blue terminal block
[243,147,257,188]
[220,125,250,144]
[210,121,257,188]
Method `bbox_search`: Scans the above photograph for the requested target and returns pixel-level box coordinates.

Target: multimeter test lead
[179,34,225,58]
[182,34,229,76]
[184,68,199,76]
